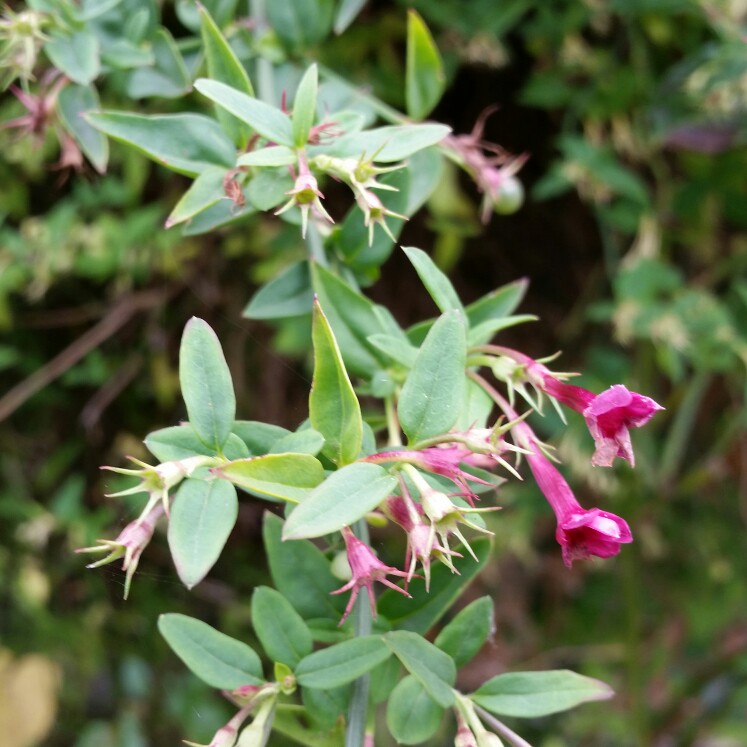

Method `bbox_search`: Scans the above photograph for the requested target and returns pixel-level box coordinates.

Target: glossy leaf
[434,596,494,668]
[45,30,100,85]
[378,537,492,633]
[126,28,190,99]
[158,613,263,689]
[199,2,254,146]
[405,10,445,120]
[384,631,456,708]
[263,512,345,620]
[292,64,318,147]
[320,123,450,162]
[145,425,248,462]
[471,670,614,718]
[216,453,325,503]
[57,84,108,174]
[295,636,391,689]
[310,263,388,376]
[309,299,362,466]
[194,78,294,146]
[402,246,464,314]
[86,112,235,176]
[237,146,297,168]
[465,278,529,327]
[386,675,443,744]
[282,462,397,540]
[251,586,312,668]
[179,317,236,451]
[398,310,466,444]
[165,167,227,228]
[243,261,314,320]
[168,478,238,589]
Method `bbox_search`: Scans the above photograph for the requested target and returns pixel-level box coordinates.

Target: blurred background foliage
[1,0,746,745]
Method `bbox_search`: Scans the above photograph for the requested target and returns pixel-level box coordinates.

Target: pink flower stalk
[76,503,166,599]
[330,526,410,625]
[525,448,632,567]
[183,700,255,747]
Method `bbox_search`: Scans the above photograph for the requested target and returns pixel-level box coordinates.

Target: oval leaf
[57,84,108,174]
[471,670,615,718]
[295,636,391,689]
[386,675,444,745]
[179,317,236,451]
[86,112,236,176]
[384,631,456,708]
[168,478,238,589]
[166,167,227,228]
[405,10,445,120]
[320,123,450,162]
[292,64,318,147]
[402,246,464,315]
[158,613,263,689]
[282,462,397,540]
[194,78,294,146]
[310,299,363,466]
[434,596,494,668]
[45,30,100,85]
[398,310,466,444]
[251,586,313,667]
[216,453,325,503]
[243,261,313,320]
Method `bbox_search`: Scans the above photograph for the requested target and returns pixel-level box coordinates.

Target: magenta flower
[582,384,664,467]
[330,526,410,625]
[525,448,632,567]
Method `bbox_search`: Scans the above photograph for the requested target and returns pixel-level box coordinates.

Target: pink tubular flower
[525,448,632,567]
[582,384,664,467]
[330,526,410,625]
[76,503,166,599]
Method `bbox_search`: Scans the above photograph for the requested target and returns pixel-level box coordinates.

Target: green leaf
[434,597,494,668]
[181,198,254,235]
[398,310,466,444]
[282,463,396,540]
[243,261,314,320]
[453,379,494,431]
[467,315,538,347]
[263,512,345,620]
[386,675,443,744]
[232,421,291,454]
[310,299,362,466]
[246,168,295,210]
[57,84,108,174]
[266,0,335,50]
[45,30,100,85]
[292,64,318,147]
[301,684,349,729]
[378,537,491,634]
[310,263,387,376]
[320,123,450,162]
[366,333,418,368]
[465,278,529,328]
[194,78,294,146]
[86,112,235,176]
[165,167,227,229]
[237,146,297,167]
[405,10,445,120]
[168,478,238,589]
[179,317,236,451]
[199,2,254,146]
[295,636,391,689]
[145,425,247,462]
[369,654,401,705]
[158,613,263,689]
[126,28,190,99]
[334,0,367,34]
[402,246,464,314]
[384,631,456,708]
[471,670,614,718]
[270,429,324,456]
[216,453,325,503]
[251,586,313,668]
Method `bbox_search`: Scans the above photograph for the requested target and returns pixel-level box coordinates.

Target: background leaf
[434,596,494,668]
[251,586,313,668]
[57,84,108,174]
[292,64,318,147]
[386,675,444,744]
[405,10,446,119]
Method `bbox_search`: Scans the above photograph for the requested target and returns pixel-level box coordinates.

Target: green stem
[305,221,328,267]
[344,518,372,747]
